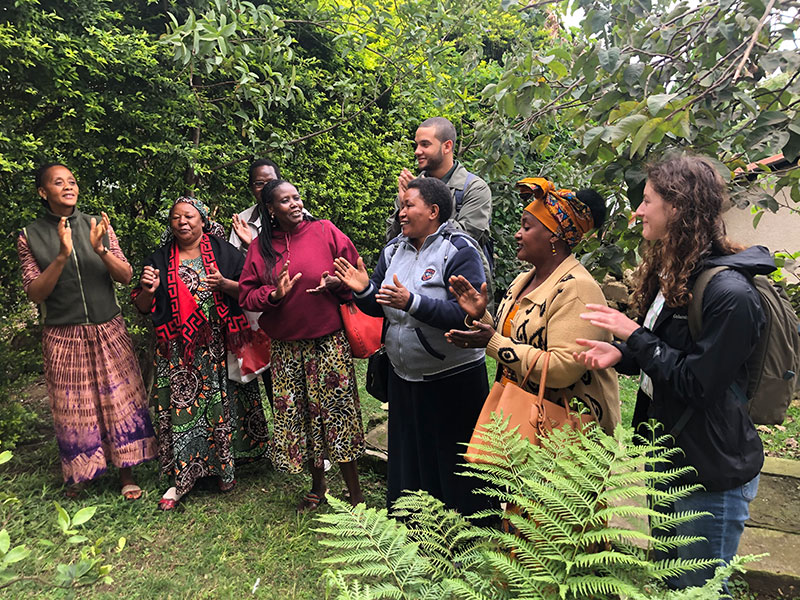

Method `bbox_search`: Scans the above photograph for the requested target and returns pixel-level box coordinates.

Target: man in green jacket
[386,117,492,251]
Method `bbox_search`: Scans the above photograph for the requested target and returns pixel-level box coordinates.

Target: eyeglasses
[251,180,270,188]
[519,188,534,201]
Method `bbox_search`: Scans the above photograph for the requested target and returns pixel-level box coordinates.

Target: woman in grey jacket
[335,177,489,515]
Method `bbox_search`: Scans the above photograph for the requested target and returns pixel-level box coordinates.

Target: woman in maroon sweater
[239,180,365,511]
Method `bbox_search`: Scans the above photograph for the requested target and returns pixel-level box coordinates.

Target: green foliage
[319,417,758,599]
[0,449,116,592]
[477,0,800,278]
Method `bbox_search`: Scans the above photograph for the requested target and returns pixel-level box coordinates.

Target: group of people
[19,115,773,592]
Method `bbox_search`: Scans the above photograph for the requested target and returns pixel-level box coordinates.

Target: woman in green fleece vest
[17,163,156,499]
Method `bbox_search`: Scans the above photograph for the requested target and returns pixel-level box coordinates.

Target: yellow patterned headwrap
[517,177,594,249]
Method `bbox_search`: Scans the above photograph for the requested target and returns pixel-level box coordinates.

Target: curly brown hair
[633,154,743,316]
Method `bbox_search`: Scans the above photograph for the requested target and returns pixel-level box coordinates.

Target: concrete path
[739,456,800,597]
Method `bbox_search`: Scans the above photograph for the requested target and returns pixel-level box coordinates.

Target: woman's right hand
[448,275,487,321]
[573,339,622,370]
[231,213,252,247]
[270,260,302,301]
[139,266,161,293]
[58,217,73,259]
[333,257,370,293]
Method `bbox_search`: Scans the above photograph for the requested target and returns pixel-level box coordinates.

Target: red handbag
[339,302,383,358]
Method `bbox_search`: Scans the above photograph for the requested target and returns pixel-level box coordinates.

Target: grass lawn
[1,361,794,598]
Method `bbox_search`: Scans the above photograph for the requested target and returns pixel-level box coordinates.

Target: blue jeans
[657,474,760,592]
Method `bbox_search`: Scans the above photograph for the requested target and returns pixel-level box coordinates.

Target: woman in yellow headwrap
[446,178,620,433]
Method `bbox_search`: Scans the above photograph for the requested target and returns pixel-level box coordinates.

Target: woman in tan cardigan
[446,178,620,433]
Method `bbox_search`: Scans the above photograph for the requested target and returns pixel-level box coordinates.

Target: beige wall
[723,187,800,283]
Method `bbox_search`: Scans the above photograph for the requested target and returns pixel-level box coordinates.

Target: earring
[550,241,557,254]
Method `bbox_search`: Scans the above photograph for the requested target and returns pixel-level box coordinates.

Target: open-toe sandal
[121,484,143,500]
[296,490,327,513]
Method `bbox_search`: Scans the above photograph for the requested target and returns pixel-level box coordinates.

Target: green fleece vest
[23,209,120,326]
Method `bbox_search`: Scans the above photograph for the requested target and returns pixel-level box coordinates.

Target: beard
[419,147,445,173]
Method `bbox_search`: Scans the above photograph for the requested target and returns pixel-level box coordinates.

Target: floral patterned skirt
[270,329,365,473]
[153,321,269,495]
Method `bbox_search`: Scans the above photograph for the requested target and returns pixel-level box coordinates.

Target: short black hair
[575,188,607,229]
[35,162,68,188]
[407,177,453,224]
[419,117,457,146]
[248,158,281,184]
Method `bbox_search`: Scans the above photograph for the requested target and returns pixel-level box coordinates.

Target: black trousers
[386,362,490,517]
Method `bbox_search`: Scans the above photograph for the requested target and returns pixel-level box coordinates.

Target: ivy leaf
[1,545,30,566]
[71,506,97,527]
[646,94,676,116]
[0,451,10,466]
[630,117,664,157]
[623,62,645,88]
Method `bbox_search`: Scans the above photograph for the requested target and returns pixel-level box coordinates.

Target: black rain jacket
[616,245,774,492]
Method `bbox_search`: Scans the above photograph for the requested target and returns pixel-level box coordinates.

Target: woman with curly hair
[575,154,773,592]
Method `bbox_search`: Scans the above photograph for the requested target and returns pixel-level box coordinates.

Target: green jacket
[386,161,492,244]
[23,209,119,326]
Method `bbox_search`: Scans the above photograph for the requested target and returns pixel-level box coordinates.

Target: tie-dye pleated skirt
[41,315,157,485]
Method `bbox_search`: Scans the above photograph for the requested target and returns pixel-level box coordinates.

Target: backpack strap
[454,172,476,215]
[671,265,728,440]
[687,266,729,340]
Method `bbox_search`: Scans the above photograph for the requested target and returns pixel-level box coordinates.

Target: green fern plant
[318,416,756,600]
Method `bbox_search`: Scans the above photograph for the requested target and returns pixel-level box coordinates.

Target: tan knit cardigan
[480,256,621,433]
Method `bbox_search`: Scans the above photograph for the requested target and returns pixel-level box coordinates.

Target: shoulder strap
[454,172,476,215]
[688,266,729,340]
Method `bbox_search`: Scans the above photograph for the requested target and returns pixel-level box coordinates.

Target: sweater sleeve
[486,280,612,389]
[625,270,763,410]
[238,243,280,312]
[17,233,40,293]
[326,221,358,304]
[352,243,391,318]
[407,239,484,331]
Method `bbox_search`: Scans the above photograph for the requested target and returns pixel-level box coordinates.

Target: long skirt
[386,361,490,516]
[153,321,269,496]
[269,330,365,473]
[41,315,157,485]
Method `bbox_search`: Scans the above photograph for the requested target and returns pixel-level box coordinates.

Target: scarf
[135,234,253,364]
[517,177,594,249]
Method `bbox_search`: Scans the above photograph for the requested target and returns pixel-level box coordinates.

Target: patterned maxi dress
[152,256,269,495]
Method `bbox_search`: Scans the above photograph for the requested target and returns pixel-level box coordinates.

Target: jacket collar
[510,256,583,305]
[43,207,83,224]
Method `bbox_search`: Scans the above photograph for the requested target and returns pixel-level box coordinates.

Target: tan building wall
[722,187,800,283]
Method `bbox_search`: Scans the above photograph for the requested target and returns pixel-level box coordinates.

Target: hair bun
[575,189,606,229]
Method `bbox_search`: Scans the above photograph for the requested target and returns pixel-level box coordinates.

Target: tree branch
[733,0,777,82]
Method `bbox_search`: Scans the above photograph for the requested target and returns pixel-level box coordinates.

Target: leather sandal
[157,487,181,511]
[296,490,327,513]
[121,484,142,500]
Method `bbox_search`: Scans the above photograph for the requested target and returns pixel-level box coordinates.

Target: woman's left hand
[375,274,411,310]
[90,212,110,254]
[580,303,639,341]
[306,271,342,294]
[445,321,495,349]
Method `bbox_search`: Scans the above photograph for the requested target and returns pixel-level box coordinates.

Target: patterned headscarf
[517,177,594,249]
[160,196,225,245]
